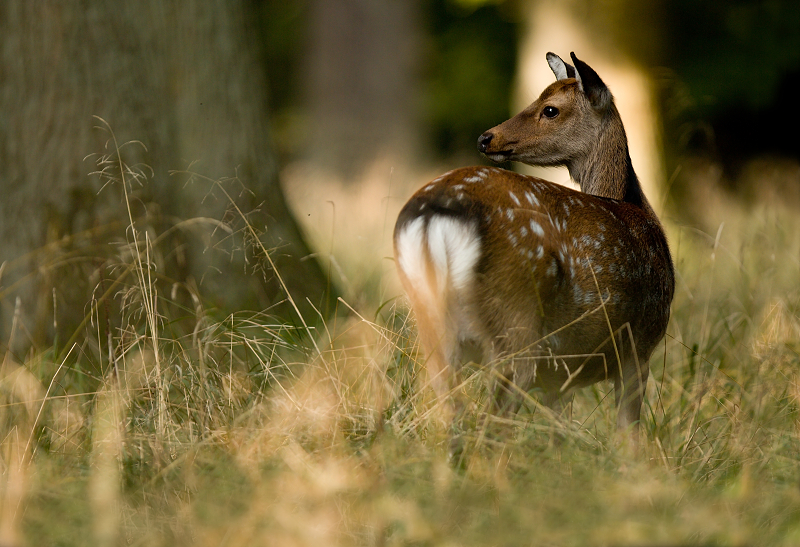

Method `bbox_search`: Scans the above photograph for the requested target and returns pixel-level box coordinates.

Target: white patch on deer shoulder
[529,219,544,237]
[509,192,521,206]
[524,191,540,207]
[536,245,544,259]
[519,225,528,237]
[463,175,482,183]
[508,232,518,246]
[505,208,515,221]
[546,259,557,277]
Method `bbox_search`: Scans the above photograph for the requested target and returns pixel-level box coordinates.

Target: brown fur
[394,53,674,438]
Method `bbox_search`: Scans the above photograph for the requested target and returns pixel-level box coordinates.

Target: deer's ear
[570,52,612,111]
[546,52,576,81]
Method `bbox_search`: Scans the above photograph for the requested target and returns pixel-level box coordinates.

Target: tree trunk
[304,0,421,178]
[0,1,333,353]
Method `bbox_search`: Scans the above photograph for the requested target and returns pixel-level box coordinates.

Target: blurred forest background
[1,0,799,354]
[3,2,800,545]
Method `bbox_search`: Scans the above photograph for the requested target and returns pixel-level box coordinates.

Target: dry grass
[1,141,800,546]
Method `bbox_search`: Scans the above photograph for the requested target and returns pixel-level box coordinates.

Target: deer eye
[542,106,559,118]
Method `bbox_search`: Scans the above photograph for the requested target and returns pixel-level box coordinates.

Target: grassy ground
[2,148,800,546]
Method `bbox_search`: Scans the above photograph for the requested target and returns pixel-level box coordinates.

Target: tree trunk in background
[0,1,333,353]
[304,0,421,178]
[515,0,666,213]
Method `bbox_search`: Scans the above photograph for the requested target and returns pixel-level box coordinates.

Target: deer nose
[477,132,493,153]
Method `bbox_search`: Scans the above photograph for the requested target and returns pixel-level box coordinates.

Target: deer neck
[566,105,651,213]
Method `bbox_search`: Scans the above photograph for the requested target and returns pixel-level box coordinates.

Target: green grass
[2,138,800,546]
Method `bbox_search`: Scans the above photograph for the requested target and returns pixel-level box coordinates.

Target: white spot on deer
[456,192,465,201]
[593,264,603,274]
[418,203,427,212]
[453,184,465,191]
[520,225,528,237]
[424,184,435,192]
[509,192,521,206]
[525,191,540,207]
[562,202,570,215]
[506,208,515,222]
[526,249,534,260]
[546,259,557,277]
[529,219,544,237]
[463,175,482,183]
[508,232,518,246]
[536,245,544,259]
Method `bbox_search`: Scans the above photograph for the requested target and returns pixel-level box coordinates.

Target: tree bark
[304,0,421,178]
[0,1,333,352]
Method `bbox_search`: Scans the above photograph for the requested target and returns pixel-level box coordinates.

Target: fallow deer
[393,52,674,439]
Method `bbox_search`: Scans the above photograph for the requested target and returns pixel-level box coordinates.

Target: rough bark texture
[0,1,333,352]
